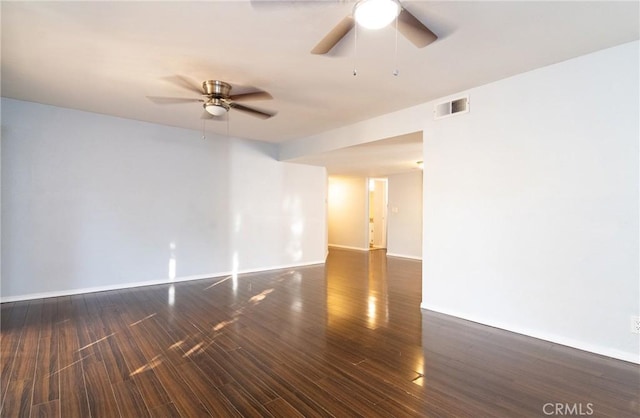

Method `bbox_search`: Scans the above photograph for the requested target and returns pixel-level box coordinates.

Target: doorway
[368,178,388,249]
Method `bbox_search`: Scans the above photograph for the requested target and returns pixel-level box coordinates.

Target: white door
[368,178,388,249]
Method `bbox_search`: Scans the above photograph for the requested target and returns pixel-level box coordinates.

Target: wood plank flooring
[1,248,638,417]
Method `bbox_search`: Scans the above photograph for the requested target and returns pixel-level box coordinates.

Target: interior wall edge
[0,258,326,303]
[278,103,429,161]
[386,253,422,261]
[420,302,640,365]
[327,244,370,252]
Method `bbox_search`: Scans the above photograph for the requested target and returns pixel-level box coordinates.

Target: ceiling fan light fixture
[354,0,400,30]
[204,99,229,116]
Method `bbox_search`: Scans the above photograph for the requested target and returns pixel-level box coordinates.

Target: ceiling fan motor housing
[202,80,231,98]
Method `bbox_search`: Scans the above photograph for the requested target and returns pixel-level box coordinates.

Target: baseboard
[0,275,212,303]
[386,252,422,261]
[328,244,370,252]
[0,259,325,303]
[421,302,640,365]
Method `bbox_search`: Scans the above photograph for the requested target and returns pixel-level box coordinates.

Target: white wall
[1,98,327,301]
[387,170,423,259]
[422,41,639,363]
[327,176,369,250]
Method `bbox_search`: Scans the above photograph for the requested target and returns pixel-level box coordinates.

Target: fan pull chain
[201,118,206,140]
[353,22,358,76]
[226,111,230,137]
[393,12,400,76]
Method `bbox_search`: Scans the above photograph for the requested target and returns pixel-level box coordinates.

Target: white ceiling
[291,131,424,176]
[2,1,638,175]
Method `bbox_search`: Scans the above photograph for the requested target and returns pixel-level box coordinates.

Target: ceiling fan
[148,77,276,119]
[311,0,437,55]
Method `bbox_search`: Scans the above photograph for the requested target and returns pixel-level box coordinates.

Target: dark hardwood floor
[1,248,638,417]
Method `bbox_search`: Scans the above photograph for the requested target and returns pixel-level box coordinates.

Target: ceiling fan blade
[229,102,276,119]
[162,75,204,95]
[396,8,437,48]
[147,96,203,105]
[311,15,355,55]
[252,0,348,11]
[228,91,273,102]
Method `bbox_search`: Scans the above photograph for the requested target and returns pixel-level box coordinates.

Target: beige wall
[327,176,368,250]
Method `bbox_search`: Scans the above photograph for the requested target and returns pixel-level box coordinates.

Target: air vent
[434,95,469,120]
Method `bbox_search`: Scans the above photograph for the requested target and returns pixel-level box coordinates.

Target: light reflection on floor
[50,249,425,390]
[14,249,637,417]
